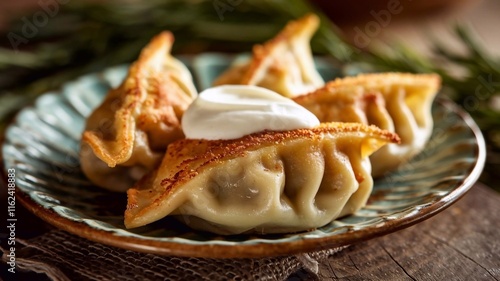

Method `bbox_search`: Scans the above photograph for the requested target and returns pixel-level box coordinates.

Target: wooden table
[2,182,499,280]
[312,183,500,280]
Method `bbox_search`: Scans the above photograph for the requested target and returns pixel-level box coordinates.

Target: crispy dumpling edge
[294,72,441,104]
[81,31,194,168]
[213,13,323,92]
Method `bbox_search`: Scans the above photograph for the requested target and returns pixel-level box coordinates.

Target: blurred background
[0,0,498,190]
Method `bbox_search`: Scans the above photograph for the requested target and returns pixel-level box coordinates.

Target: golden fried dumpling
[125,123,400,234]
[294,73,440,177]
[80,31,197,192]
[213,14,324,98]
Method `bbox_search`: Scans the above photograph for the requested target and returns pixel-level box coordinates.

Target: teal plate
[2,54,486,258]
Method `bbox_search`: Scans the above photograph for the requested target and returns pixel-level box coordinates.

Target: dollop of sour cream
[181,85,320,140]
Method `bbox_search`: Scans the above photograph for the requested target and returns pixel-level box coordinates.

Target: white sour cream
[181,85,319,140]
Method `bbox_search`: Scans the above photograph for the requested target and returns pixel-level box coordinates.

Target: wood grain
[309,184,500,280]
[2,181,499,280]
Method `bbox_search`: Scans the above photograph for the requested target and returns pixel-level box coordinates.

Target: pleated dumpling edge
[125,122,400,235]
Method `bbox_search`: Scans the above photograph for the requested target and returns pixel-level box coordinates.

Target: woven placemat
[1,230,345,281]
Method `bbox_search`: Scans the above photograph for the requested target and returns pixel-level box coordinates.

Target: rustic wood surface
[2,182,498,280]
[306,183,500,281]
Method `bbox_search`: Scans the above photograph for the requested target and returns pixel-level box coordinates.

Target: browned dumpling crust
[125,122,399,234]
[213,14,324,98]
[294,73,441,176]
[80,31,197,192]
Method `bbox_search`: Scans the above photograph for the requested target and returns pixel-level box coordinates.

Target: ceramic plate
[2,54,486,258]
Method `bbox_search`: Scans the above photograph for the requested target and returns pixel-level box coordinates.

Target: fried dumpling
[125,123,400,234]
[213,13,324,98]
[80,31,197,192]
[294,73,440,177]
